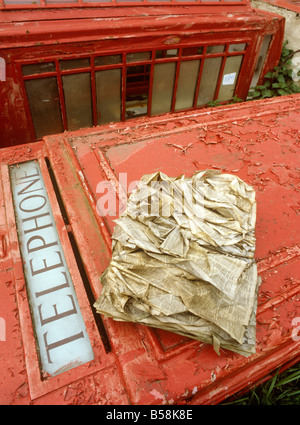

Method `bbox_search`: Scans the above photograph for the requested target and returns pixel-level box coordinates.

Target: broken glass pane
[182,47,203,56]
[155,50,178,59]
[126,65,150,119]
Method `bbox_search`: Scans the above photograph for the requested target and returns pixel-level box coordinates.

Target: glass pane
[22,62,55,76]
[62,73,93,130]
[175,60,200,111]
[218,55,243,102]
[95,55,122,66]
[96,69,121,124]
[25,77,63,139]
[197,57,222,106]
[46,0,75,2]
[60,58,90,71]
[151,62,176,116]
[250,35,272,88]
[126,52,151,63]
[155,49,178,59]
[207,45,225,54]
[126,65,150,119]
[182,47,203,56]
[228,43,246,52]
[4,0,39,3]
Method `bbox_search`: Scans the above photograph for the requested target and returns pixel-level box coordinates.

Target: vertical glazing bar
[171,48,181,112]
[214,45,229,101]
[193,46,206,108]
[121,53,126,121]
[19,64,36,141]
[147,50,155,117]
[55,59,68,130]
[90,56,98,126]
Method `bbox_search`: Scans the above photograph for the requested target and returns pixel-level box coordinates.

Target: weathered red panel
[1,95,299,405]
[0,5,284,147]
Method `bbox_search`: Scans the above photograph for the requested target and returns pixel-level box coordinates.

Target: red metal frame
[259,0,300,13]
[1,94,300,404]
[0,5,285,147]
[17,43,249,139]
[0,0,249,10]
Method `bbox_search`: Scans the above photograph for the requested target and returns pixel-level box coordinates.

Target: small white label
[222,72,236,86]
[10,160,94,377]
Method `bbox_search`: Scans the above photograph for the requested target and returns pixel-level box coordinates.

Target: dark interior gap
[44,156,111,353]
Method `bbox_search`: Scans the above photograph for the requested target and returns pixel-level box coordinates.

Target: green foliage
[248,41,300,100]
[223,362,300,405]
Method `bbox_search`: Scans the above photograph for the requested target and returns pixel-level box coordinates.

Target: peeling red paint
[0,5,284,147]
[1,95,299,405]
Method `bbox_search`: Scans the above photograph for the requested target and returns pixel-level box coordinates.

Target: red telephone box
[0,94,299,405]
[0,0,284,147]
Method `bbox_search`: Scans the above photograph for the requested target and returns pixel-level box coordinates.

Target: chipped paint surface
[0,5,284,147]
[1,95,300,405]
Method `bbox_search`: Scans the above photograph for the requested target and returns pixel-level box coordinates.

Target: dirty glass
[46,0,74,2]
[228,43,246,52]
[62,73,93,130]
[25,77,63,139]
[22,62,55,76]
[126,65,150,119]
[59,58,90,71]
[218,55,243,101]
[126,52,151,63]
[197,57,222,106]
[95,55,122,66]
[175,60,200,111]
[151,62,176,115]
[96,69,121,124]
[155,50,178,59]
[207,45,225,54]
[250,35,272,88]
[4,0,40,3]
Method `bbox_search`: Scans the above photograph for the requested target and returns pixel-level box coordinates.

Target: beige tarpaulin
[94,170,260,356]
